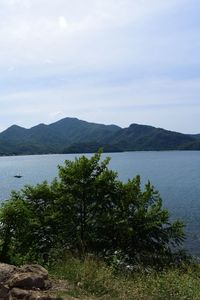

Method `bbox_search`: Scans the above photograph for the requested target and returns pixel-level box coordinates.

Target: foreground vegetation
[0,151,185,266]
[0,151,199,298]
[50,256,200,300]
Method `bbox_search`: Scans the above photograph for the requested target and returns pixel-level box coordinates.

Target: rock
[44,280,52,290]
[9,289,62,300]
[0,263,63,299]
[9,287,31,299]
[0,263,19,283]
[20,265,48,280]
[0,283,9,298]
[8,272,45,289]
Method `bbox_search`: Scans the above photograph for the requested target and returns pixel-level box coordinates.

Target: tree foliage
[0,152,185,266]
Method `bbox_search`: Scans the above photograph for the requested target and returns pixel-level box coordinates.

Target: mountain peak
[2,124,26,133]
[129,123,154,129]
[0,117,199,155]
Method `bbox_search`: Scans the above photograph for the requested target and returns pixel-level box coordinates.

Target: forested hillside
[0,117,199,155]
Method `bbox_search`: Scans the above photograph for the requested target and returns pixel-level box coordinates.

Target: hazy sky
[0,0,200,133]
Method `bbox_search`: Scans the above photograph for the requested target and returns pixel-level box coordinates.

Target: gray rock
[0,264,63,299]
[0,263,19,283]
[0,282,9,298]
[20,265,48,280]
[8,272,45,289]
[9,288,62,300]
[9,287,31,299]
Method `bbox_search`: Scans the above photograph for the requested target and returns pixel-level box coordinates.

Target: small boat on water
[14,175,23,178]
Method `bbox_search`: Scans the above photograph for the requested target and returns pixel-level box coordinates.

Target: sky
[0,0,200,133]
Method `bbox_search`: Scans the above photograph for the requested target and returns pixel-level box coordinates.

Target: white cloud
[0,0,184,68]
[58,16,67,29]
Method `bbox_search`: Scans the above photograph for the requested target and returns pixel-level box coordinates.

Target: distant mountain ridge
[0,117,199,155]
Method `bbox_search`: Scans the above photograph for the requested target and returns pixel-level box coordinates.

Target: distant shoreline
[0,149,200,158]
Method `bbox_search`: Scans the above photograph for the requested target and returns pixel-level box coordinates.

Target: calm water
[0,151,200,256]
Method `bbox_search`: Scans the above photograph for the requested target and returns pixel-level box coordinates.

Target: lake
[0,151,200,256]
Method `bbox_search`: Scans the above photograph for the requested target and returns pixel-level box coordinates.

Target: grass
[49,256,200,300]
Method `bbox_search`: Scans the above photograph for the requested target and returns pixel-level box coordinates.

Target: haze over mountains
[0,117,199,156]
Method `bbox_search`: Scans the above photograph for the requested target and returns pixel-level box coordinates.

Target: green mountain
[109,124,197,151]
[0,117,199,155]
[0,118,121,155]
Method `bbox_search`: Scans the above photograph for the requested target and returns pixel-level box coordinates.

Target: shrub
[0,151,185,267]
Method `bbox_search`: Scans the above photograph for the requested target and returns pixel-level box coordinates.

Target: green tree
[57,152,120,255]
[0,194,33,263]
[0,152,185,266]
[111,177,185,266]
[0,182,59,263]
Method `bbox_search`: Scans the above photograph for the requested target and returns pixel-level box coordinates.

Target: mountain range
[0,117,199,155]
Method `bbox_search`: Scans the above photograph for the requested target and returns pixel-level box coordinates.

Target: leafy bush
[0,151,185,267]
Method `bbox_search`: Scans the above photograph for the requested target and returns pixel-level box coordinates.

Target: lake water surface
[0,151,200,256]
